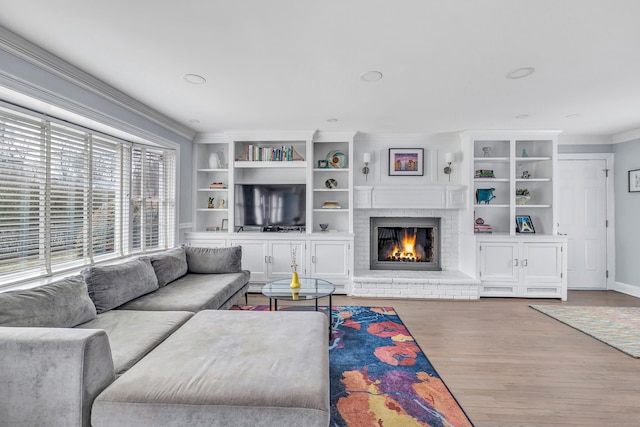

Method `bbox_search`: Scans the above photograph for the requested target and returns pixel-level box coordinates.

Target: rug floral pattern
[330,306,473,427]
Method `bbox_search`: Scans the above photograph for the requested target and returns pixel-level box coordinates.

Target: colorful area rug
[232,305,473,426]
[531,305,640,358]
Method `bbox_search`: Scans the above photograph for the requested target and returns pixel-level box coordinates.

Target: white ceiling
[1,0,640,139]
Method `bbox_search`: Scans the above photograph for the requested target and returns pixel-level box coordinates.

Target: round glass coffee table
[262,277,335,329]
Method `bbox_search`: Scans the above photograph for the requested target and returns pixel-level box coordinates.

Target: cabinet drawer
[479,283,519,297]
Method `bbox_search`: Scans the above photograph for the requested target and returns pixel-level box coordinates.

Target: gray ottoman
[91,310,329,427]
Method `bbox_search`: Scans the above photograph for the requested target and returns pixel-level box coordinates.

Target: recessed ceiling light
[183,74,207,84]
[360,71,383,82]
[565,113,581,119]
[516,114,529,119]
[327,118,338,123]
[506,67,535,79]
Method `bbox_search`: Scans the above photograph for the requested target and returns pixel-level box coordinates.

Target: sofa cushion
[76,310,193,375]
[91,310,330,427]
[185,246,242,274]
[150,247,188,287]
[0,275,97,327]
[117,271,250,312]
[83,257,159,314]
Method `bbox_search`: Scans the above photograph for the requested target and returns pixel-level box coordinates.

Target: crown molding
[612,128,640,144]
[0,26,195,142]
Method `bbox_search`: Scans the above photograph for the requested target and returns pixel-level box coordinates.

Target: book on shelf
[474,224,493,234]
[243,145,305,162]
[209,182,227,188]
[474,169,495,178]
[321,201,342,209]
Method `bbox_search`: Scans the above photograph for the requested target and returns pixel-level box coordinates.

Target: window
[0,106,176,285]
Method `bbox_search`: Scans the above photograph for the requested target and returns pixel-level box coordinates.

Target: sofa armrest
[0,327,116,427]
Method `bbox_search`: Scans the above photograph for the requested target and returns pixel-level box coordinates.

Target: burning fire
[388,229,421,262]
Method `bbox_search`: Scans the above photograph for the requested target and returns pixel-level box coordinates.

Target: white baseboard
[612,281,640,299]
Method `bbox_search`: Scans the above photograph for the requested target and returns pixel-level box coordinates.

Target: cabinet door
[231,240,268,282]
[521,242,563,283]
[268,241,306,278]
[310,240,350,280]
[477,242,519,282]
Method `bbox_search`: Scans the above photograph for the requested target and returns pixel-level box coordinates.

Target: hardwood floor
[247,290,640,426]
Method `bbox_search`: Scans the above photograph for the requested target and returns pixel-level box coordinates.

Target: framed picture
[515,215,535,233]
[221,218,228,231]
[317,159,328,168]
[629,169,640,192]
[389,148,424,176]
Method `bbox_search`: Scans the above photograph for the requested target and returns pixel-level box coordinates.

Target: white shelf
[196,208,229,212]
[312,168,350,172]
[313,188,349,192]
[515,156,551,162]
[234,161,307,168]
[313,208,350,212]
[197,168,229,172]
[474,178,510,182]
[474,204,510,208]
[515,204,552,208]
[197,188,228,192]
[474,157,509,162]
[515,178,551,182]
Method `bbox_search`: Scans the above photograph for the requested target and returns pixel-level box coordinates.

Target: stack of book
[474,223,493,234]
[209,182,227,189]
[321,201,341,209]
[474,169,495,178]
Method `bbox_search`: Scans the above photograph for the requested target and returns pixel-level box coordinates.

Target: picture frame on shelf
[515,215,535,233]
[317,159,328,168]
[221,218,229,231]
[388,148,424,176]
[628,169,640,192]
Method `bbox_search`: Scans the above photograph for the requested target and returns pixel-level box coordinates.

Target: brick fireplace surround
[351,208,480,300]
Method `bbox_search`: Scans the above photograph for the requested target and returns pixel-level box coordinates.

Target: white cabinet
[477,237,567,300]
[310,240,351,281]
[229,239,307,283]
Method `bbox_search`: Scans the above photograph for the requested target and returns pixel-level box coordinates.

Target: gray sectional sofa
[0,246,330,427]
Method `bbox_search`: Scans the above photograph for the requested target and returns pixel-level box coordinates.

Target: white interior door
[557,159,608,289]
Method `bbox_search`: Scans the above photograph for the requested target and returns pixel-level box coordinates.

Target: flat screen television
[234,184,306,229]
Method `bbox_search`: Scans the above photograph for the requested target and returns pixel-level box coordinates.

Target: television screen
[234,184,306,228]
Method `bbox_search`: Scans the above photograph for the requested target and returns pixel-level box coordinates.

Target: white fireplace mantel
[354,185,466,209]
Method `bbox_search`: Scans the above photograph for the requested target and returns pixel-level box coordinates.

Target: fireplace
[370,217,441,271]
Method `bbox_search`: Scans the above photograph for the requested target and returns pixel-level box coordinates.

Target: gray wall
[614,139,640,289]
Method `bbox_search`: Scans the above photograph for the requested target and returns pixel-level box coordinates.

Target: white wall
[353,132,463,187]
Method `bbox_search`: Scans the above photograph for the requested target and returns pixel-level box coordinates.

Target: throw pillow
[0,275,97,327]
[185,246,242,274]
[150,247,188,287]
[83,257,159,313]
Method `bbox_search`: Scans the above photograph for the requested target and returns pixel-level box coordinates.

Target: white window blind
[0,111,47,278]
[91,136,120,260]
[0,105,176,285]
[130,147,176,252]
[48,123,89,271]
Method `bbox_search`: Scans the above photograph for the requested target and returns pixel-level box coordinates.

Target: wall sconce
[443,152,453,181]
[362,152,371,181]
